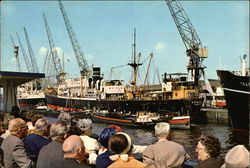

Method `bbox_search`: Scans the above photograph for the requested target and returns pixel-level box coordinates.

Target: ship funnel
[241,54,247,76]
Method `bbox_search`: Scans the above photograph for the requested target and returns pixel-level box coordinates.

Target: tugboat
[217,54,250,130]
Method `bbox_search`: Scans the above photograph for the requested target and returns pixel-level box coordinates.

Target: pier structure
[0,71,45,112]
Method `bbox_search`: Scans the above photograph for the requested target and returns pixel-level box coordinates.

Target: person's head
[63,135,85,162]
[108,132,132,155]
[50,122,68,141]
[195,135,221,161]
[154,122,170,139]
[10,105,20,118]
[57,112,71,128]
[99,127,117,149]
[35,118,50,136]
[31,114,44,126]
[221,145,249,168]
[2,113,15,130]
[76,119,92,136]
[8,118,28,139]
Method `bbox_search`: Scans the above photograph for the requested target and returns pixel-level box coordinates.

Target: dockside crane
[43,13,65,84]
[10,34,22,71]
[58,0,89,77]
[144,53,153,85]
[165,0,208,88]
[16,32,33,72]
[23,27,39,73]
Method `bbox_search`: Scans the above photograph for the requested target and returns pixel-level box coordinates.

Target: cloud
[85,54,93,60]
[154,42,167,53]
[39,47,47,57]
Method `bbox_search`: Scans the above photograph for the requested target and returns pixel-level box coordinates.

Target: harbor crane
[58,0,89,77]
[43,13,65,83]
[23,27,39,73]
[16,32,33,72]
[144,53,153,85]
[165,0,208,88]
[10,34,21,71]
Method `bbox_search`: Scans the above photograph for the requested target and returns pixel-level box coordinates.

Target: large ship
[217,54,250,130]
[45,69,205,123]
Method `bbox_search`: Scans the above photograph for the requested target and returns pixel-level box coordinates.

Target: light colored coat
[142,139,188,168]
[1,134,32,168]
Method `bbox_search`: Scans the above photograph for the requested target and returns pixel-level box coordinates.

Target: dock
[201,108,228,124]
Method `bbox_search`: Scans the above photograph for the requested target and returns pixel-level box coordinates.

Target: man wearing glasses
[1,118,32,168]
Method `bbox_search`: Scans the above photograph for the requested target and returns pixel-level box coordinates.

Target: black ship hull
[45,94,205,123]
[217,70,250,130]
[18,98,46,108]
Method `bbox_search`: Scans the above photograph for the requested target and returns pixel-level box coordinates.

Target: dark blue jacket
[96,150,114,168]
[24,133,51,161]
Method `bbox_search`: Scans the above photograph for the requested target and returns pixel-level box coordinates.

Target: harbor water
[92,122,249,162]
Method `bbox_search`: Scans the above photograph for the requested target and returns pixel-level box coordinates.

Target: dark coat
[24,133,51,161]
[36,141,65,168]
[194,157,224,168]
[1,134,32,168]
[96,150,114,168]
[36,141,90,168]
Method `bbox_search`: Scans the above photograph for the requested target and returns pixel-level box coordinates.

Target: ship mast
[128,28,142,92]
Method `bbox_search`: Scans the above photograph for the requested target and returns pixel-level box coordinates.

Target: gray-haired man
[143,122,189,168]
[36,122,69,168]
[24,118,51,162]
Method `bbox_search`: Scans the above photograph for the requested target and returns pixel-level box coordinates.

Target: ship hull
[45,94,205,123]
[217,70,250,130]
[18,98,46,108]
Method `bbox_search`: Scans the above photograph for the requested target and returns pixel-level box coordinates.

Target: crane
[43,13,65,83]
[10,34,21,71]
[23,27,39,73]
[109,64,127,80]
[16,32,33,72]
[58,0,89,77]
[165,0,208,88]
[144,53,153,85]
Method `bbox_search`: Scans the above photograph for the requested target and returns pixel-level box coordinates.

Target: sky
[0,0,249,85]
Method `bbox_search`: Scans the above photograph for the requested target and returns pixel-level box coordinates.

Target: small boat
[169,116,190,129]
[92,111,167,129]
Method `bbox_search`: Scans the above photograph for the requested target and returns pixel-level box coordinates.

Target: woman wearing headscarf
[76,119,99,165]
[108,132,147,168]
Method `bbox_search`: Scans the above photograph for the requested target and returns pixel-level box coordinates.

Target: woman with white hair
[76,119,99,165]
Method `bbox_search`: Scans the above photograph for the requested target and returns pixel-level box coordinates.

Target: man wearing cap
[221,145,249,168]
[143,122,189,168]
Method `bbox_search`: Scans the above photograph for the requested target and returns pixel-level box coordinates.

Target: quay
[201,108,228,124]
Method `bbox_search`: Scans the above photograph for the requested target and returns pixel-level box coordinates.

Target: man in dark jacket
[24,118,51,162]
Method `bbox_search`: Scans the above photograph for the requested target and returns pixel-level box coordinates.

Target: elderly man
[143,122,189,168]
[36,122,69,168]
[24,118,51,162]
[1,118,32,168]
[62,135,90,168]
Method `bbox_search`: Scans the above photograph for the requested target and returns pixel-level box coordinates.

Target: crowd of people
[0,111,249,168]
